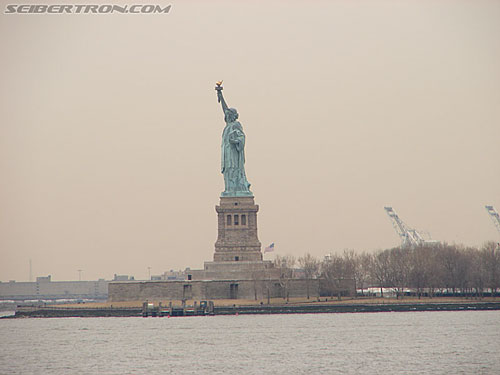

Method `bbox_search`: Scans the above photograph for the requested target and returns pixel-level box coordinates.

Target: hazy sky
[1,0,499,282]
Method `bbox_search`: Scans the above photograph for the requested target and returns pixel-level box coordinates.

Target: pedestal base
[189,260,279,281]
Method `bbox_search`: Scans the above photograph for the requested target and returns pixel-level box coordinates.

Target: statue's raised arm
[215,81,229,115]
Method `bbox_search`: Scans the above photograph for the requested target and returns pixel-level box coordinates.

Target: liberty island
[107,82,316,301]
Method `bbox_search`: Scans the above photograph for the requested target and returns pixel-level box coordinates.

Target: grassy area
[51,296,500,309]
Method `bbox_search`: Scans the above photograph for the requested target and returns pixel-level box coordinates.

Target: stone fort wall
[108,279,320,302]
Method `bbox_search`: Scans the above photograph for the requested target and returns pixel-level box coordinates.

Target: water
[1,311,499,374]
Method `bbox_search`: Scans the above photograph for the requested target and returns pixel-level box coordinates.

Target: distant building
[113,274,135,281]
[0,277,108,301]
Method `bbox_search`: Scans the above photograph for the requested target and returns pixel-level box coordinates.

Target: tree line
[273,242,500,299]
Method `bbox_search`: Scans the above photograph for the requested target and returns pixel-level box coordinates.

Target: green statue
[215,81,253,197]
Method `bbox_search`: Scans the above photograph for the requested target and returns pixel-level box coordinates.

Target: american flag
[264,243,275,253]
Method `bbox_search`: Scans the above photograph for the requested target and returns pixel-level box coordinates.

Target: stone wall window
[241,214,246,225]
[234,214,239,225]
[227,215,232,226]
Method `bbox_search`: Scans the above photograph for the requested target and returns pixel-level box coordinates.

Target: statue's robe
[221,120,251,194]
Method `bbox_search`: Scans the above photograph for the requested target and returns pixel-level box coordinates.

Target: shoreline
[5,300,500,318]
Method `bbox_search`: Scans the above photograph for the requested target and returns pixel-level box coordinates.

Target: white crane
[384,207,437,248]
[485,205,500,235]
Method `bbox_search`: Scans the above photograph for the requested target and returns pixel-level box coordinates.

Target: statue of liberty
[215,81,253,197]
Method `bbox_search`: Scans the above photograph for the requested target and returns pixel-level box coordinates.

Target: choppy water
[1,311,499,374]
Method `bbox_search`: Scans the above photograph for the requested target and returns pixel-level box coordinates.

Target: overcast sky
[1,0,499,282]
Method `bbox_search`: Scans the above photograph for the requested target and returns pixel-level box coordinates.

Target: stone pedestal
[194,260,277,281]
[213,196,262,262]
[189,195,279,281]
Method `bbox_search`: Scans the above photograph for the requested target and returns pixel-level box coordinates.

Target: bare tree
[298,253,320,299]
[426,246,444,298]
[408,246,433,299]
[469,248,486,299]
[369,250,391,297]
[342,250,371,298]
[456,246,474,298]
[438,244,463,295]
[356,252,373,297]
[481,241,500,297]
[321,253,354,300]
[342,250,357,296]
[296,242,498,301]
[387,247,411,299]
[274,255,296,302]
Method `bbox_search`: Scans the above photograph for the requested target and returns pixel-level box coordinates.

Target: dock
[141,300,215,317]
